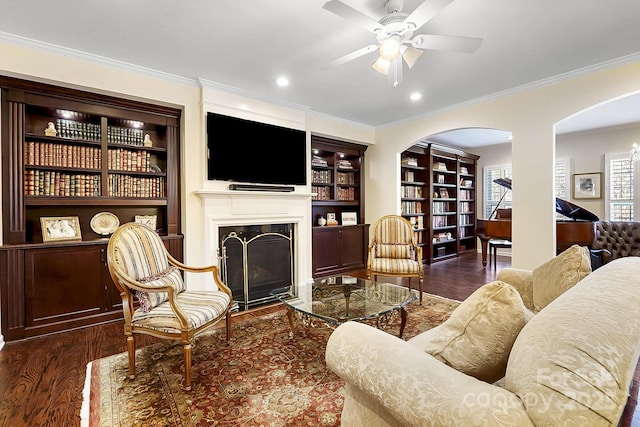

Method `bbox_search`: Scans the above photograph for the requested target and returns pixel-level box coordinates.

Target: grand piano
[475,178,600,267]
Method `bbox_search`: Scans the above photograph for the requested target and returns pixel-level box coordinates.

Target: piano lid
[493,177,599,222]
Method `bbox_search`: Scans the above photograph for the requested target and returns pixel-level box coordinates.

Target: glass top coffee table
[270,275,417,338]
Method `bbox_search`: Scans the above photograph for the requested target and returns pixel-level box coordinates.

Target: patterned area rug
[82,293,459,426]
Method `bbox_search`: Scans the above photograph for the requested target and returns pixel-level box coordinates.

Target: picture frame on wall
[41,216,82,242]
[572,172,602,199]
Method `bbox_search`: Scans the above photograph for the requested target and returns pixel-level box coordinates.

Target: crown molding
[379,52,640,130]
[0,31,197,87]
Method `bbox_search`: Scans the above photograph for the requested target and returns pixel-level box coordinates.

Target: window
[484,164,512,218]
[605,152,636,221]
[555,157,570,219]
[484,159,569,219]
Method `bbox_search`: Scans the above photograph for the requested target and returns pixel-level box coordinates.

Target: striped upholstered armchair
[107,222,233,390]
[367,215,424,303]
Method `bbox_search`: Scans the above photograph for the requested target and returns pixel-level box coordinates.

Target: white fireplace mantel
[194,188,314,289]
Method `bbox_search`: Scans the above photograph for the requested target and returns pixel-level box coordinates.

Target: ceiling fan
[322,0,483,86]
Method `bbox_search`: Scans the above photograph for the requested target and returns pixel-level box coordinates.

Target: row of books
[107,126,146,146]
[25,170,167,198]
[459,214,473,226]
[459,202,473,213]
[336,159,353,169]
[433,215,449,228]
[401,157,418,166]
[401,201,423,215]
[108,148,153,172]
[25,170,100,197]
[24,141,101,169]
[408,216,424,229]
[312,169,332,184]
[401,185,423,198]
[336,187,356,201]
[459,189,473,199]
[312,186,332,200]
[433,201,450,214]
[311,155,328,167]
[336,171,356,185]
[55,118,101,141]
[107,174,166,198]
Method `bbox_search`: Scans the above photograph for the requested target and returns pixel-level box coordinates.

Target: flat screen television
[207,112,307,186]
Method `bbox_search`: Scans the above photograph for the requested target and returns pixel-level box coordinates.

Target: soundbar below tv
[207,112,307,186]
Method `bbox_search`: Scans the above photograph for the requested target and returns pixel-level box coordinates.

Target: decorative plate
[90,212,120,235]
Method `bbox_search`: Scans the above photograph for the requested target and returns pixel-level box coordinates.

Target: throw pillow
[423,281,533,383]
[531,244,591,312]
[134,266,184,313]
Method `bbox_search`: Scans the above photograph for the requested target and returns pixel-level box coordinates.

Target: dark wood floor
[0,252,636,426]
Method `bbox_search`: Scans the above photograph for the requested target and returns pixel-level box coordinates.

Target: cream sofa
[326,253,640,426]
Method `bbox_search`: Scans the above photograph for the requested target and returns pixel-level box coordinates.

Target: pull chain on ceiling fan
[322,0,483,86]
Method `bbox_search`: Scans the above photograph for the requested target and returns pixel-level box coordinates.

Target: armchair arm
[326,322,533,427]
[166,252,232,297]
[496,268,534,311]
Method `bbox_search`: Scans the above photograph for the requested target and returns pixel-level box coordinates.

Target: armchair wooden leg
[126,335,136,379]
[183,343,192,391]
[226,309,233,341]
[418,276,423,305]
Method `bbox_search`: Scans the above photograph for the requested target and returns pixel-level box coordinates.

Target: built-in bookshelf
[311,135,369,277]
[400,142,479,263]
[0,76,182,341]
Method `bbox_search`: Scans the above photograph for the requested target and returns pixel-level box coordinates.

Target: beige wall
[370,61,640,269]
[2,40,640,272]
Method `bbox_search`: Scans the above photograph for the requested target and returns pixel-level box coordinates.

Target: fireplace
[194,188,313,298]
[219,224,294,310]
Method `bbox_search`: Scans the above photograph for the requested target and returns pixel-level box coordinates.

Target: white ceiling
[1,0,639,148]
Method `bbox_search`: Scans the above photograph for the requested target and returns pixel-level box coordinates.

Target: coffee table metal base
[284,305,409,338]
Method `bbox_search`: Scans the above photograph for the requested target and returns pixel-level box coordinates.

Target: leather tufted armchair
[591,221,640,268]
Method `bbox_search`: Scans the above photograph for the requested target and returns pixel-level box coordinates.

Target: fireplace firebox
[218,224,294,311]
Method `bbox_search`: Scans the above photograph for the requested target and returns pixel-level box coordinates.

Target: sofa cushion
[423,281,533,383]
[532,244,591,312]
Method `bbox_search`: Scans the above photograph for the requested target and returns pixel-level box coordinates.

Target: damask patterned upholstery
[107,222,234,390]
[367,215,424,302]
[327,256,640,426]
[592,221,640,265]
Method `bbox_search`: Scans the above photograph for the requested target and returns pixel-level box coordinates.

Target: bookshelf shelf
[401,143,479,264]
[311,135,368,278]
[0,75,182,341]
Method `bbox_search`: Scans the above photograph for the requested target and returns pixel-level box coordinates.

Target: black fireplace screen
[219,224,293,310]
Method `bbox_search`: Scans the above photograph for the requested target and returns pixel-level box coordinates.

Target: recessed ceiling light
[410,92,422,101]
[276,77,289,87]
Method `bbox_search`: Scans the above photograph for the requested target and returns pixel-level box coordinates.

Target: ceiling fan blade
[322,0,383,33]
[411,34,483,53]
[325,44,379,68]
[404,0,453,30]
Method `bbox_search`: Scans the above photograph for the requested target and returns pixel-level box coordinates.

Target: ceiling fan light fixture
[372,56,390,75]
[402,46,423,68]
[379,37,401,61]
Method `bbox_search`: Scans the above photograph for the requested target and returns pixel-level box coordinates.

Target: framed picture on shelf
[572,172,602,199]
[341,212,357,226]
[439,188,449,198]
[41,216,82,242]
[326,212,338,226]
[135,215,157,230]
[437,174,445,184]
